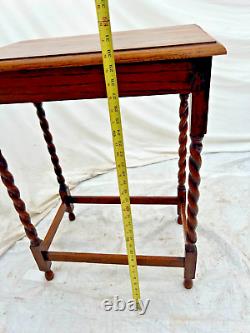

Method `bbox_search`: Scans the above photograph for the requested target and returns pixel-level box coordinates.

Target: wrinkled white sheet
[0,153,249,332]
[0,0,250,254]
[0,1,250,331]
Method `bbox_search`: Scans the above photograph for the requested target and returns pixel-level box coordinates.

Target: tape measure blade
[95,0,141,302]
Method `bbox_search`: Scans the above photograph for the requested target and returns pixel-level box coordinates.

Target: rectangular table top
[0,24,226,72]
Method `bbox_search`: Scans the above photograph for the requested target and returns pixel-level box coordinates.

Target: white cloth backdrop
[0,1,250,332]
[0,1,249,263]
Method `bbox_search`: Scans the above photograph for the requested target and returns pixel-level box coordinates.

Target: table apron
[0,58,211,104]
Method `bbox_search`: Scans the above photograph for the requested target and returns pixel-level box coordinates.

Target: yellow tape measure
[95,0,141,304]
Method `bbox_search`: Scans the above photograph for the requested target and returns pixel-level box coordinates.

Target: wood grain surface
[0,24,226,72]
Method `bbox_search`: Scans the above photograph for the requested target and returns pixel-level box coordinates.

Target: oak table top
[0,24,226,72]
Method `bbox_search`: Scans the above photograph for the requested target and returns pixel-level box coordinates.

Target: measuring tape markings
[95,0,141,303]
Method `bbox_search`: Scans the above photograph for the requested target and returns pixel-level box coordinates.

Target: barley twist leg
[184,136,203,289]
[34,102,75,221]
[186,136,203,244]
[177,94,189,225]
[0,150,53,279]
[0,150,41,246]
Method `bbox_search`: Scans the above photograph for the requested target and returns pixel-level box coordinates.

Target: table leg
[34,103,75,221]
[184,135,203,288]
[177,94,189,225]
[184,58,211,288]
[0,149,53,280]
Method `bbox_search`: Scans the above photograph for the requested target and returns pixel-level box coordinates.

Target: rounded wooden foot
[45,270,54,281]
[177,215,182,225]
[184,278,193,289]
[69,212,75,221]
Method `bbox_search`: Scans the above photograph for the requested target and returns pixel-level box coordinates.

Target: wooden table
[0,24,226,289]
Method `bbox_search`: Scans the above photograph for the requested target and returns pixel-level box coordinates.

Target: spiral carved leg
[186,136,203,244]
[34,103,75,221]
[183,136,203,288]
[177,94,189,225]
[0,150,52,275]
[0,150,41,246]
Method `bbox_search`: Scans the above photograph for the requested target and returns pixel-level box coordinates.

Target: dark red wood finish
[0,59,203,104]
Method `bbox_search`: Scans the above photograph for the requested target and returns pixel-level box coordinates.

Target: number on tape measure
[95,0,141,304]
